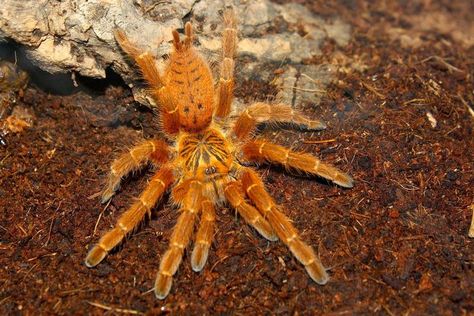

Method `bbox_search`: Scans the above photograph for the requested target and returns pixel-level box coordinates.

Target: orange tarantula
[85,8,353,299]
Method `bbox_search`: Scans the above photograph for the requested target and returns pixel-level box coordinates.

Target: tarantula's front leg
[215,8,237,118]
[240,169,329,284]
[242,139,354,188]
[233,102,326,139]
[191,199,216,272]
[155,180,202,299]
[101,139,169,203]
[224,180,277,241]
[85,166,174,267]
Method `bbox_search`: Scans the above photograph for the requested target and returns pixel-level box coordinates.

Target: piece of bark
[0,0,350,106]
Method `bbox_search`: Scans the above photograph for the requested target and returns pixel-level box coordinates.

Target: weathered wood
[0,0,351,106]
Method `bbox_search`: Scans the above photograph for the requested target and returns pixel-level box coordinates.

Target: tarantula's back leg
[215,8,237,118]
[85,166,174,267]
[191,199,216,272]
[224,180,277,241]
[155,180,202,299]
[240,168,329,284]
[101,139,169,203]
[115,29,180,135]
[233,102,327,140]
[242,139,354,188]
[114,29,163,89]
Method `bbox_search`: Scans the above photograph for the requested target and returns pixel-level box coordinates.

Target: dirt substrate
[1,1,473,314]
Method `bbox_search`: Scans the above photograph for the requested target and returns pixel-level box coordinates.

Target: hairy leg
[240,168,329,284]
[155,180,202,299]
[85,166,174,267]
[191,199,215,272]
[115,29,180,135]
[224,180,277,241]
[101,139,169,203]
[233,102,326,140]
[114,29,163,88]
[242,138,353,188]
[215,8,237,118]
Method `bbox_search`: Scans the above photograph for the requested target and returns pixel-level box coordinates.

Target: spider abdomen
[164,48,214,132]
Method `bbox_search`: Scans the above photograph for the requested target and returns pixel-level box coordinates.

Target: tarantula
[85,8,353,299]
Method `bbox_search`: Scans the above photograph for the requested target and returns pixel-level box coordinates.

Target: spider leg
[224,180,277,241]
[115,29,180,135]
[114,29,163,89]
[233,102,326,140]
[240,168,329,284]
[242,138,354,188]
[215,8,237,118]
[101,139,169,203]
[190,199,215,272]
[85,166,174,268]
[155,180,202,299]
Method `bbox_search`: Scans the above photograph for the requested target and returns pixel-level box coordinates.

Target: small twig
[143,1,169,15]
[349,211,371,219]
[16,224,27,236]
[303,138,337,144]
[44,202,62,247]
[22,262,40,281]
[457,94,474,119]
[389,178,419,191]
[210,255,230,273]
[0,152,11,166]
[403,98,429,106]
[44,217,55,247]
[282,86,326,93]
[444,124,460,136]
[27,252,57,262]
[367,276,386,286]
[399,235,426,241]
[419,56,465,74]
[87,301,143,315]
[140,287,155,296]
[361,81,385,98]
[93,199,112,236]
[0,296,11,305]
[382,305,396,316]
[300,73,322,84]
[87,191,102,200]
[60,287,97,296]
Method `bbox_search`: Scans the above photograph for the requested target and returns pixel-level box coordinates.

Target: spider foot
[155,273,173,300]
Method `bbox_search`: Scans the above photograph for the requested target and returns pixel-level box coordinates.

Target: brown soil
[1,1,473,314]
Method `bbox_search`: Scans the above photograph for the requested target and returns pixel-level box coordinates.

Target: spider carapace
[85,8,354,299]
